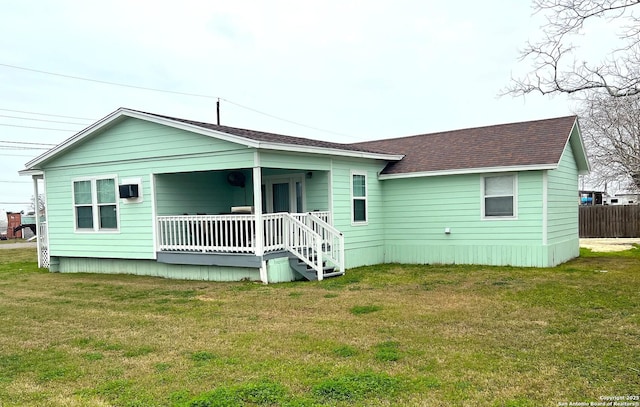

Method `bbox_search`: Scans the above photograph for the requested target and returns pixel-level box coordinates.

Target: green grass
[0,246,638,406]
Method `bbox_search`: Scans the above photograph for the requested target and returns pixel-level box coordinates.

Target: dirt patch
[579,238,640,252]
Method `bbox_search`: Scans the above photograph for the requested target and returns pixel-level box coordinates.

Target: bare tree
[505,0,640,97]
[30,194,45,215]
[578,91,640,191]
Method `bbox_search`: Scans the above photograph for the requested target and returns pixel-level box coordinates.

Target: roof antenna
[216,98,221,125]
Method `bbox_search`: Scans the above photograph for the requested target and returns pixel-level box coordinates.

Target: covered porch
[153,167,344,282]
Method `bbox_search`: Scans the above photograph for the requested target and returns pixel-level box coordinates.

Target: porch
[156,211,344,281]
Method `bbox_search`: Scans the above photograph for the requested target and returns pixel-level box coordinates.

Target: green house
[20,108,589,283]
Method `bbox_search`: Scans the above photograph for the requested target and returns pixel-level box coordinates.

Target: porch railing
[156,211,341,278]
[304,213,345,275]
[157,214,256,253]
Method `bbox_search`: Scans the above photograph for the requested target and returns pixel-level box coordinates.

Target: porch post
[32,174,42,267]
[253,164,267,283]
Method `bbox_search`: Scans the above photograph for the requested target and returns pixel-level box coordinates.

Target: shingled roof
[351,116,581,176]
[22,108,586,178]
[134,110,393,156]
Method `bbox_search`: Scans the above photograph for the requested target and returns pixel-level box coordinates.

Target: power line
[0,180,30,183]
[0,62,218,99]
[0,62,356,139]
[0,114,89,126]
[221,98,353,138]
[0,123,77,132]
[0,140,57,147]
[0,108,94,121]
[0,146,49,150]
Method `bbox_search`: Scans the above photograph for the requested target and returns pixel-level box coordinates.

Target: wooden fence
[579,205,640,238]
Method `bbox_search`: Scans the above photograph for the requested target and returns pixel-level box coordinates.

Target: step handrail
[306,212,345,274]
[283,213,324,280]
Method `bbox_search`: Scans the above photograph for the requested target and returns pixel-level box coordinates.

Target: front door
[262,175,304,213]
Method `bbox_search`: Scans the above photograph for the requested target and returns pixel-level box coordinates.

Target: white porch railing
[157,214,256,253]
[156,211,342,278]
[303,213,345,276]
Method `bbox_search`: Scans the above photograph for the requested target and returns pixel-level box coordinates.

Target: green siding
[43,118,254,169]
[545,140,580,265]
[330,158,388,268]
[259,151,330,171]
[381,172,546,267]
[305,171,329,212]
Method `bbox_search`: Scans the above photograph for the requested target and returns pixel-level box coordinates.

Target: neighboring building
[605,193,640,205]
[6,212,22,239]
[19,108,589,283]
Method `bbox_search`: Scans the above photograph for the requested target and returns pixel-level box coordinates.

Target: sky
[0,0,581,213]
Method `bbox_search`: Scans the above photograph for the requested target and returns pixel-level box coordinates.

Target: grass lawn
[0,247,639,406]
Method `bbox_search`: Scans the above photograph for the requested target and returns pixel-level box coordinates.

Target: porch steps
[288,255,343,281]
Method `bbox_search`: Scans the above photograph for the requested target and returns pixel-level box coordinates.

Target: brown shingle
[133,110,391,155]
[351,116,578,174]
[135,109,577,175]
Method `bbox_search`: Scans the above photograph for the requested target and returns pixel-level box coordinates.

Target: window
[351,172,367,223]
[73,177,118,231]
[482,174,516,218]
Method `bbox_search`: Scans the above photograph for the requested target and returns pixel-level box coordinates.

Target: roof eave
[378,163,559,180]
[256,142,403,160]
[18,169,44,177]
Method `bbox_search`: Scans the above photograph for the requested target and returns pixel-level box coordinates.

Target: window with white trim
[73,177,119,231]
[351,172,367,223]
[482,174,517,218]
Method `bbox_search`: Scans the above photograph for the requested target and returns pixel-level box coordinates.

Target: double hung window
[351,172,367,223]
[482,174,517,218]
[73,177,118,231]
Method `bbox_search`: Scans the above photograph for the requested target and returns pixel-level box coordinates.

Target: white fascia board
[18,169,44,177]
[256,142,404,161]
[378,163,558,180]
[566,119,591,175]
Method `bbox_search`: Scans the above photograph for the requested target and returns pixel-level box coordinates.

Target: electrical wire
[0,62,217,99]
[0,108,94,121]
[0,140,57,146]
[0,123,77,132]
[0,114,89,126]
[0,62,355,139]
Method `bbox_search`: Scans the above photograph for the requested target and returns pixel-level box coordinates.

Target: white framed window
[481,174,517,219]
[73,176,119,232]
[351,171,367,224]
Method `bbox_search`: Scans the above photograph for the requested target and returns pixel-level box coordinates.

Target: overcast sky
[0,0,578,213]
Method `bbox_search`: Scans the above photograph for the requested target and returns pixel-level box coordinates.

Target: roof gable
[22,108,402,172]
[352,116,587,177]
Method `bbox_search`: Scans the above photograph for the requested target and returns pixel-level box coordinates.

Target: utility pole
[216,98,220,125]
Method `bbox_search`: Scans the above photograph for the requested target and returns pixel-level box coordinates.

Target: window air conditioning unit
[119,184,139,199]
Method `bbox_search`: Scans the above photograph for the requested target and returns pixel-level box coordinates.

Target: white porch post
[253,161,267,283]
[32,174,42,267]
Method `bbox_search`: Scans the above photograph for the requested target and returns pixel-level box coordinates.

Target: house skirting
[383,239,579,268]
[49,256,302,283]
